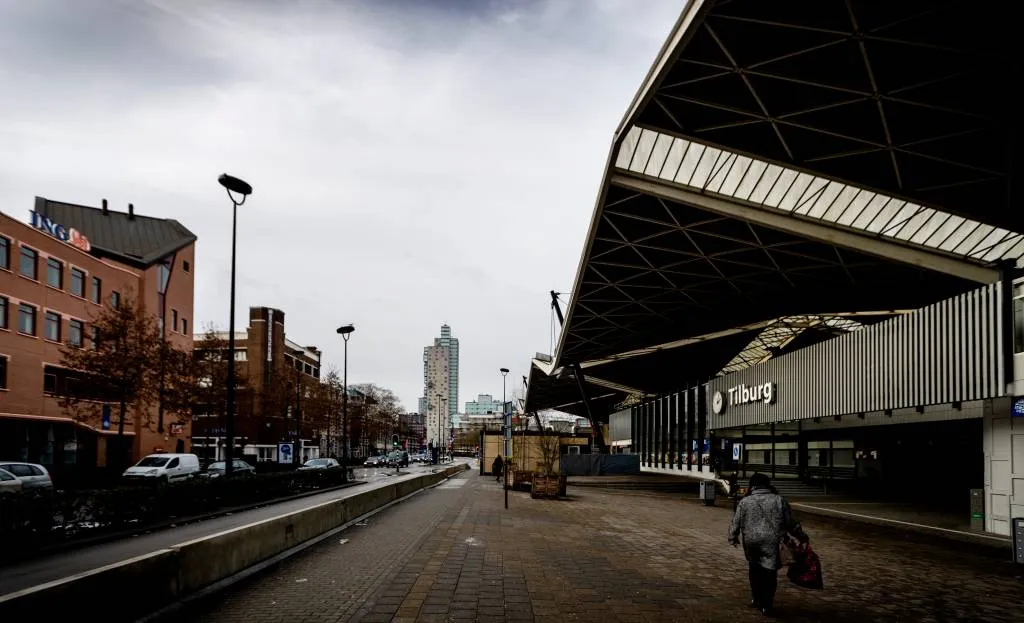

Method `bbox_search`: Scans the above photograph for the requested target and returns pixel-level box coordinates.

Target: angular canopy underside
[528,0,1019,417]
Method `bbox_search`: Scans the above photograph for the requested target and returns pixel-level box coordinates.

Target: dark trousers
[748,563,778,608]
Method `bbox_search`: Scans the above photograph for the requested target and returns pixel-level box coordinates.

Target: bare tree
[58,289,188,468]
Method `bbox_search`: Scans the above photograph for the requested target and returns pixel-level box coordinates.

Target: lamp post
[218,173,253,479]
[500,367,509,509]
[435,392,443,464]
[336,324,354,464]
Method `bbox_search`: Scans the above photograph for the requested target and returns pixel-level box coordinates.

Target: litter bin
[700,480,716,506]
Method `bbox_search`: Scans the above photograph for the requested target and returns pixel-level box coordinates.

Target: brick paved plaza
[185,468,1024,622]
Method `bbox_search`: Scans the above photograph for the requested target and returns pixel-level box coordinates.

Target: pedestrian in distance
[728,472,809,616]
[492,454,504,483]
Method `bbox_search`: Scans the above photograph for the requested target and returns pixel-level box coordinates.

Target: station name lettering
[728,382,776,406]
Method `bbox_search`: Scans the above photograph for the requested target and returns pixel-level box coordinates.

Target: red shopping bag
[786,546,824,590]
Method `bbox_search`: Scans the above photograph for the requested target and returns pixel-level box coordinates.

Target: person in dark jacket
[492,455,504,483]
[729,473,809,615]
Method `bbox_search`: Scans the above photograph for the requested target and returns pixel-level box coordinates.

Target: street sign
[732,443,742,461]
[278,442,294,464]
[101,405,111,431]
[1012,397,1024,418]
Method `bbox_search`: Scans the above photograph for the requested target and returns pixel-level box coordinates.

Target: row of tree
[57,289,405,463]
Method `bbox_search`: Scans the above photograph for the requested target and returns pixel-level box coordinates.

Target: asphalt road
[0,462,468,597]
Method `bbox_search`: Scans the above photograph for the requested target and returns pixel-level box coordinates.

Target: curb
[790,502,1013,553]
[2,480,362,567]
[135,465,469,623]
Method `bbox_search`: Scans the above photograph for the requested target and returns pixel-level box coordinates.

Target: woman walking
[492,454,504,483]
[728,473,809,615]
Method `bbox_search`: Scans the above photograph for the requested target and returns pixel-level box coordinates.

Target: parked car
[363,455,385,467]
[0,462,53,490]
[202,459,256,478]
[123,453,201,482]
[0,468,23,496]
[386,451,409,468]
[298,458,341,471]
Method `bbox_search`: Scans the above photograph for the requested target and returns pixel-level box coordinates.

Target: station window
[1014,284,1024,354]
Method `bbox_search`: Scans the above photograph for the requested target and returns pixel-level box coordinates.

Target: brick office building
[192,306,325,464]
[0,197,197,471]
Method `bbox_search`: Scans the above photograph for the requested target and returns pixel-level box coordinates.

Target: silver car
[0,462,53,490]
[0,468,23,496]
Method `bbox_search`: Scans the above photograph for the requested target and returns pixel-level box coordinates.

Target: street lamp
[337,324,354,464]
[218,173,252,479]
[500,367,509,509]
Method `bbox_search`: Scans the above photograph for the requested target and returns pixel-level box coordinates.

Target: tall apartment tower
[420,323,459,448]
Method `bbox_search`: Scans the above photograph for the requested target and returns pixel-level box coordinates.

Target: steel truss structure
[525,0,1019,420]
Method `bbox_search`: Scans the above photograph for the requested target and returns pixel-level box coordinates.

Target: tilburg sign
[30,210,91,252]
[712,382,776,415]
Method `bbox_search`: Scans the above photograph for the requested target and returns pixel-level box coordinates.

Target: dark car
[386,451,409,468]
[202,459,256,478]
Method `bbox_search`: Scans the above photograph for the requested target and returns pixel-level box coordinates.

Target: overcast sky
[0,0,682,411]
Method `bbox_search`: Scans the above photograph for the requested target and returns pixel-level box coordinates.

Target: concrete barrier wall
[0,463,468,622]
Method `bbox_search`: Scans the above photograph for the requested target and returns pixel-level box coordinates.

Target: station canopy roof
[525,0,1019,421]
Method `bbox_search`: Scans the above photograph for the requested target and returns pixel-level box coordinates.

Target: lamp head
[336,324,355,335]
[218,174,253,196]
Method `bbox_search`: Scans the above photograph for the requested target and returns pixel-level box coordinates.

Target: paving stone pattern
[190,469,1024,622]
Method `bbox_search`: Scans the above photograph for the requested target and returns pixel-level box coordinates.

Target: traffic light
[392,434,400,448]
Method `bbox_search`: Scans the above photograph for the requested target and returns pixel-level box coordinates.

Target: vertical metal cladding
[683,284,1009,430]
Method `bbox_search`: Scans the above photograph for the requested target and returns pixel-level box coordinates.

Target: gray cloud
[0,0,684,409]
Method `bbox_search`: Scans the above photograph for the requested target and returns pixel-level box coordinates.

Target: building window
[182,318,188,335]
[183,260,190,273]
[90,326,99,350]
[70,268,85,297]
[172,309,178,332]
[91,276,102,304]
[0,296,7,330]
[69,319,84,347]
[0,236,9,270]
[110,290,120,309]
[44,311,61,342]
[47,258,63,289]
[19,246,37,279]
[18,304,36,335]
[0,355,6,389]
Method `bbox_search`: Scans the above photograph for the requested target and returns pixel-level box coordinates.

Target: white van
[123,453,201,482]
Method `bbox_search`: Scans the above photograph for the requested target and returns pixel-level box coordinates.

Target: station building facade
[616,279,1024,536]
[0,197,197,471]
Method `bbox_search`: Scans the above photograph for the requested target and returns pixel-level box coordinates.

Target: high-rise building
[420,323,459,449]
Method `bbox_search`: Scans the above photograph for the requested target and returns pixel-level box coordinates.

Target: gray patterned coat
[729,487,807,570]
